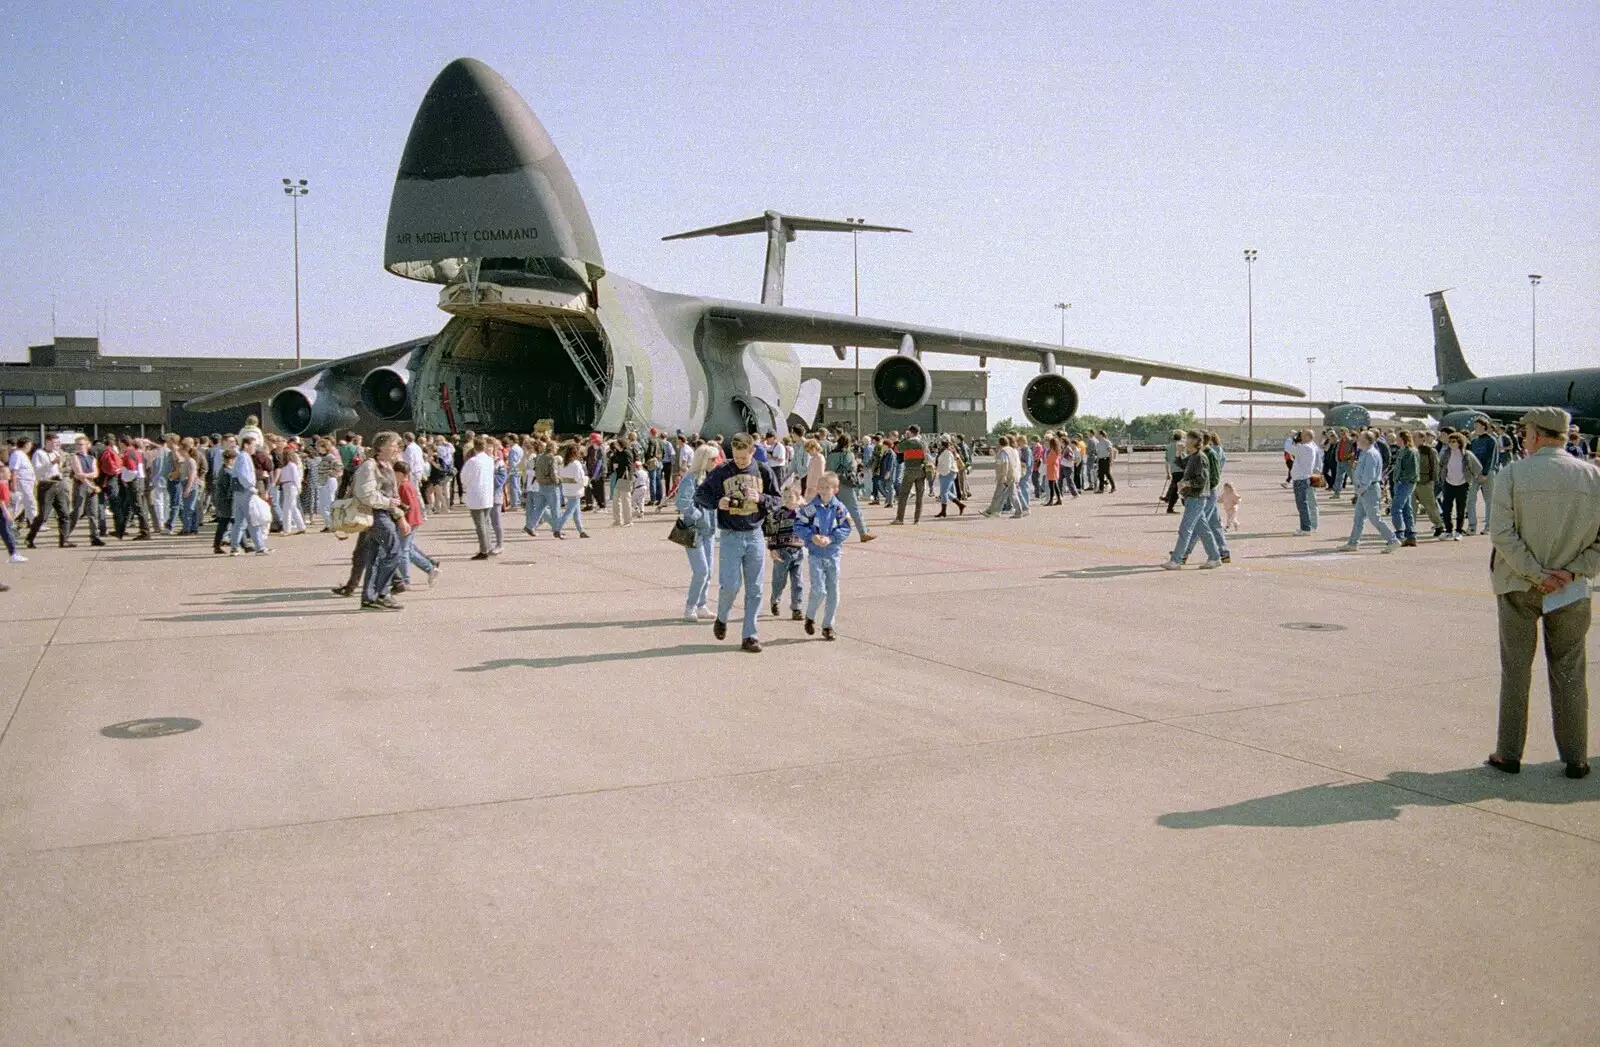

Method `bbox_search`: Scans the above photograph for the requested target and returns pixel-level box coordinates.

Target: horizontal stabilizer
[663,212,909,241]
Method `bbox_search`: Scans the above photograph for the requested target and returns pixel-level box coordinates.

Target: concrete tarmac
[1,454,1596,1045]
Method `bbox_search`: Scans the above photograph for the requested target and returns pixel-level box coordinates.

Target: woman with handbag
[674,443,720,620]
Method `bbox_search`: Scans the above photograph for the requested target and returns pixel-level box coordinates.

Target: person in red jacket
[391,461,439,591]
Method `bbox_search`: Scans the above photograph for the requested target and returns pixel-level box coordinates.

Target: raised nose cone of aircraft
[384,58,604,283]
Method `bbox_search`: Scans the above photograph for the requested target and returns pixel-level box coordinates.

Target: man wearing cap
[1485,407,1600,780]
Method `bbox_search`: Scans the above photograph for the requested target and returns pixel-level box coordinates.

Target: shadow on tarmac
[486,617,697,633]
[458,637,809,672]
[1158,766,1598,829]
[146,608,363,623]
[1044,564,1172,579]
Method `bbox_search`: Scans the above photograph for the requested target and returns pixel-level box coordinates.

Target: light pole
[282,178,309,367]
[1528,274,1542,372]
[1306,356,1316,426]
[849,217,865,437]
[1053,302,1071,351]
[1244,248,1258,450]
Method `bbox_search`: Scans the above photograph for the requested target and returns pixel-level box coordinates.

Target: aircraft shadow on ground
[1158,766,1598,829]
[1044,564,1172,579]
[185,587,342,607]
[458,638,808,672]
[146,608,364,623]
[486,617,697,633]
[101,553,212,563]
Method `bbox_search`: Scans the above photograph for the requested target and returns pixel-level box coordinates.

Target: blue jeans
[1016,472,1031,511]
[526,486,562,533]
[361,513,404,602]
[770,547,804,610]
[1292,478,1316,531]
[806,553,840,628]
[715,529,765,640]
[684,530,713,612]
[1171,496,1220,562]
[1180,491,1229,560]
[648,467,663,504]
[179,487,200,533]
[836,486,869,537]
[1334,459,1351,494]
[1390,480,1416,540]
[1348,485,1396,544]
[555,495,586,535]
[1467,474,1492,531]
[227,491,262,551]
[164,479,182,531]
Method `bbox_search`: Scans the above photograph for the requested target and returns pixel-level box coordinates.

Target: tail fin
[664,212,909,307]
[1426,290,1475,384]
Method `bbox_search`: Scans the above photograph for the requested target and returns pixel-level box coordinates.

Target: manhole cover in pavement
[1280,622,1347,632]
[100,717,202,740]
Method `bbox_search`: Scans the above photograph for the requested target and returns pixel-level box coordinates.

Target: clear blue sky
[2,0,1595,422]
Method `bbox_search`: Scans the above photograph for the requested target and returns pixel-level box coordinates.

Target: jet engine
[270,382,359,436]
[1022,374,1079,427]
[872,354,930,413]
[360,366,411,420]
[1441,408,1490,432]
[1324,403,1372,431]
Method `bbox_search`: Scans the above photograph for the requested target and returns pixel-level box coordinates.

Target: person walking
[934,438,966,517]
[675,443,719,619]
[1343,431,1400,552]
[226,436,269,555]
[1388,430,1419,546]
[351,432,407,610]
[1437,431,1481,541]
[66,435,107,547]
[1289,428,1321,534]
[277,449,306,535]
[1413,430,1445,539]
[25,434,76,550]
[1466,417,1500,535]
[553,442,592,539]
[980,436,1018,517]
[796,471,851,640]
[1176,433,1230,564]
[460,438,497,560]
[891,425,931,525]
[1097,431,1118,493]
[823,433,875,539]
[694,432,782,652]
[1484,407,1600,779]
[1162,431,1221,570]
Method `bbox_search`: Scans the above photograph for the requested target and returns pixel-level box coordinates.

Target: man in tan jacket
[1485,407,1600,779]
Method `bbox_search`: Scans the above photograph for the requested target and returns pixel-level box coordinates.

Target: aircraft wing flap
[705,301,1304,397]
[1220,398,1560,416]
[182,337,432,412]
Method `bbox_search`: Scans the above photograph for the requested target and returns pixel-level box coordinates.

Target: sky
[1,0,1595,424]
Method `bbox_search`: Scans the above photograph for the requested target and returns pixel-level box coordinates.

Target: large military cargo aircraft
[1225,290,1599,433]
[188,59,1301,437]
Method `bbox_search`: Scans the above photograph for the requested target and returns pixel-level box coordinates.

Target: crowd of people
[3,407,1596,779]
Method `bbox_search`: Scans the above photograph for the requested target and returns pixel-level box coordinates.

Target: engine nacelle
[360,366,412,420]
[1441,408,1490,432]
[270,383,359,436]
[872,354,930,413]
[1022,374,1079,427]
[1324,403,1373,431]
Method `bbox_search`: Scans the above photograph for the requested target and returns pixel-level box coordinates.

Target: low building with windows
[803,366,988,438]
[0,337,313,444]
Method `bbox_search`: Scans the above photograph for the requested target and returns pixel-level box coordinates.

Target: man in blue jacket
[795,472,853,640]
[694,432,782,652]
[1466,417,1500,534]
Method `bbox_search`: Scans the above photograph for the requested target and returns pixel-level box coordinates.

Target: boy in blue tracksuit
[794,472,852,640]
[765,484,806,620]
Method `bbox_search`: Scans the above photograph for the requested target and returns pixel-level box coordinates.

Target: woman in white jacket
[459,438,498,560]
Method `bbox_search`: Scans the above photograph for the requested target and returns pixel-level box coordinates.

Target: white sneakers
[1199,560,1222,569]
[1160,560,1183,570]
[8,553,24,563]
[1382,541,1399,553]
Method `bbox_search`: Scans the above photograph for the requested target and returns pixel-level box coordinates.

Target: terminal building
[806,366,988,437]
[0,337,311,444]
[1,337,989,442]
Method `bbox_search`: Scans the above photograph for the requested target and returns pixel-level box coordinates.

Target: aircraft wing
[1344,385,1444,400]
[182,337,432,411]
[704,301,1304,397]
[1220,398,1555,417]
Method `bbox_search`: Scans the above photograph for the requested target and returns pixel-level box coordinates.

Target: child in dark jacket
[794,472,853,639]
[765,483,805,620]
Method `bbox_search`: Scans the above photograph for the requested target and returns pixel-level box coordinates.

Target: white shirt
[460,452,495,510]
[279,460,302,486]
[1290,441,1319,480]
[766,440,788,466]
[8,448,33,485]
[677,443,693,470]
[559,458,588,497]
[33,448,61,481]
[402,441,427,481]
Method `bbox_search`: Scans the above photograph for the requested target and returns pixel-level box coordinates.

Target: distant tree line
[990,409,1197,445]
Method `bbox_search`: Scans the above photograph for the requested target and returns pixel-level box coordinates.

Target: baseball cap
[1519,406,1571,433]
